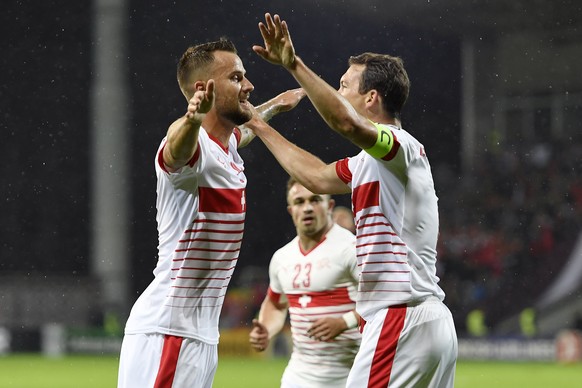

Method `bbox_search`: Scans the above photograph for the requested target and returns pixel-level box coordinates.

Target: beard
[223,106,253,126]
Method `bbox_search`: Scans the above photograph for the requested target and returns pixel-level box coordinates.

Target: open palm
[253,13,296,69]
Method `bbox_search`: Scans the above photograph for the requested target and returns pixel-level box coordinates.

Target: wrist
[342,311,358,330]
[258,103,279,123]
[286,55,299,71]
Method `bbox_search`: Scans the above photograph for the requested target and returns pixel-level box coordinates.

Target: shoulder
[272,237,299,261]
[327,224,356,245]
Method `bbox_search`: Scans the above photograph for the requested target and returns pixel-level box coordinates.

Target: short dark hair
[177,38,237,96]
[286,176,331,202]
[348,53,410,120]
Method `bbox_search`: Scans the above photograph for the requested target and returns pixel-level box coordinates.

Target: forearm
[288,57,364,141]
[255,99,282,122]
[252,120,349,195]
[237,103,272,148]
[258,300,288,339]
[164,116,201,169]
[239,88,305,148]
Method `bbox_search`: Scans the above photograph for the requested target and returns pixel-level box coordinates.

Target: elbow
[326,113,361,141]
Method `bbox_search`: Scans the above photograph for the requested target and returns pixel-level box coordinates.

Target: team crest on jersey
[230,162,243,174]
[316,257,332,269]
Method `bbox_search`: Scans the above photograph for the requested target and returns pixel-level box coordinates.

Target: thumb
[252,46,268,58]
[252,319,266,331]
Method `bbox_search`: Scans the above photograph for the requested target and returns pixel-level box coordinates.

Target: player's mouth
[240,97,251,109]
[302,216,315,225]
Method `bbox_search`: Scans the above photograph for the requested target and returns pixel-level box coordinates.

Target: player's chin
[229,108,253,126]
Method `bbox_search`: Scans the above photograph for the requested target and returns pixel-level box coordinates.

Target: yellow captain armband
[365,121,394,159]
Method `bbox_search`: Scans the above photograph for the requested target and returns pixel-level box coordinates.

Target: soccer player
[117,38,305,388]
[249,177,361,388]
[247,14,458,387]
[332,205,356,234]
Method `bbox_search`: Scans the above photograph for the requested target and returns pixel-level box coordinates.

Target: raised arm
[253,13,378,150]
[163,80,215,172]
[245,114,350,195]
[238,88,306,148]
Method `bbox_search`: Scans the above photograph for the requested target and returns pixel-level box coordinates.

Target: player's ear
[287,205,293,216]
[365,89,378,106]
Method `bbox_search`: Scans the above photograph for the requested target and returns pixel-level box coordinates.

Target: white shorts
[281,357,350,388]
[346,298,457,388]
[118,333,218,388]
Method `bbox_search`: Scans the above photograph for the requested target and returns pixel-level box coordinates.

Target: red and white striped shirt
[268,224,360,386]
[125,127,246,344]
[335,123,445,321]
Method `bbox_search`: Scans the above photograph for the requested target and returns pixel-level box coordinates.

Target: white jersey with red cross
[335,123,445,321]
[268,224,361,387]
[124,127,246,345]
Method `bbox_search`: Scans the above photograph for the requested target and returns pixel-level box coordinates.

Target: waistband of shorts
[406,295,440,307]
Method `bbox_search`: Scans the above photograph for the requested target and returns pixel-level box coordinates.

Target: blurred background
[1,0,581,361]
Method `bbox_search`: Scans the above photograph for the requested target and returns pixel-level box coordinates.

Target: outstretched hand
[241,88,305,134]
[253,13,296,69]
[273,88,306,113]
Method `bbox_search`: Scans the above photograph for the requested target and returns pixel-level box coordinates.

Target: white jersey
[124,127,246,345]
[268,224,361,387]
[335,123,445,321]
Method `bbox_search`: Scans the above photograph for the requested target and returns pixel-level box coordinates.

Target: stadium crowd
[436,139,582,334]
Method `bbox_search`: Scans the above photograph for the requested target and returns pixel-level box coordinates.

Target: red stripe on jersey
[199,187,245,214]
[335,158,352,184]
[157,143,201,173]
[188,144,201,167]
[356,241,406,249]
[191,218,245,225]
[184,227,243,234]
[207,132,228,152]
[175,246,241,253]
[287,287,353,308]
[178,237,243,244]
[267,287,283,304]
[381,131,400,161]
[353,181,380,214]
[153,335,183,388]
[368,305,406,388]
[298,236,327,256]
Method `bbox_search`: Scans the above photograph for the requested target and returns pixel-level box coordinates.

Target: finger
[258,22,270,40]
[265,13,275,31]
[251,319,267,333]
[252,46,267,57]
[194,80,205,92]
[272,14,283,37]
[281,20,291,39]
